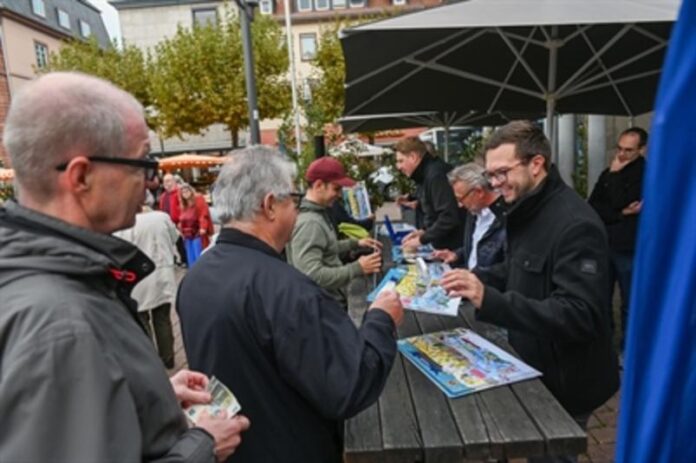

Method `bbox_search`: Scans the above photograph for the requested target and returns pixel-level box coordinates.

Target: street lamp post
[237,0,261,145]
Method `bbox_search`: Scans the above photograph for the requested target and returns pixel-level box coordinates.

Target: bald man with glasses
[0,72,248,462]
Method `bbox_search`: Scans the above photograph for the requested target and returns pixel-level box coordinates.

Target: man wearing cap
[287,157,382,307]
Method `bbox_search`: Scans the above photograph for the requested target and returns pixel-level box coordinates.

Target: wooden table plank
[378,355,423,463]
[344,404,384,463]
[413,312,492,461]
[511,380,587,456]
[400,312,463,462]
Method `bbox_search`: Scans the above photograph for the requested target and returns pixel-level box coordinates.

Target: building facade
[0,0,109,163]
[110,0,444,152]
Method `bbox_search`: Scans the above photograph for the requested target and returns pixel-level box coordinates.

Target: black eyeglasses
[56,156,159,181]
[484,160,526,184]
[281,192,303,209]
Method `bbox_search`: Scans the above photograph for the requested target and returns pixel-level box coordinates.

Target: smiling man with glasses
[0,72,248,462]
[441,121,619,463]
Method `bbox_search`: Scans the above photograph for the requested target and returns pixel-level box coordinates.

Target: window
[79,20,91,37]
[333,0,347,8]
[349,0,366,6]
[299,33,317,61]
[314,0,329,10]
[192,8,217,26]
[259,0,274,14]
[31,0,46,17]
[57,9,70,29]
[34,42,49,69]
[392,0,407,5]
[296,0,312,12]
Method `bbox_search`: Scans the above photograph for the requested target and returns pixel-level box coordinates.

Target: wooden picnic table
[344,237,587,462]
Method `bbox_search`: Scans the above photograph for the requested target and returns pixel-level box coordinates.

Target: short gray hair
[213,146,297,223]
[447,162,490,190]
[3,72,144,198]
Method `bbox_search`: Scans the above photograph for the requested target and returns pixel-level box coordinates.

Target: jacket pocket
[510,251,547,297]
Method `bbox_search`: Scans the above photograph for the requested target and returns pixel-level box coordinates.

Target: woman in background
[178,184,213,266]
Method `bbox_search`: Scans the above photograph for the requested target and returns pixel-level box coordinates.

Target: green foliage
[45,37,153,122]
[0,183,14,202]
[150,14,289,144]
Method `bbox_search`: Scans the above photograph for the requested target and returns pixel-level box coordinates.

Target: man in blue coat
[177,146,404,463]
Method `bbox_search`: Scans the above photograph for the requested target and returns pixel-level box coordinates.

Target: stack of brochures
[368,260,460,317]
[398,328,542,398]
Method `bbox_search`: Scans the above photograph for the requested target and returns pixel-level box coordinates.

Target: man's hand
[441,269,485,309]
[196,411,251,462]
[370,289,404,326]
[396,195,417,210]
[610,155,631,172]
[622,200,642,215]
[401,230,424,250]
[358,252,382,275]
[170,370,211,409]
[431,249,458,264]
[357,237,383,251]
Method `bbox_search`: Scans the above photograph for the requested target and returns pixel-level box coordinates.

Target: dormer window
[31,0,46,17]
[58,9,71,30]
[79,20,91,38]
[259,0,274,14]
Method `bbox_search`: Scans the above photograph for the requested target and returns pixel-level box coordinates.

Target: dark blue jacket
[454,196,507,270]
[177,228,397,463]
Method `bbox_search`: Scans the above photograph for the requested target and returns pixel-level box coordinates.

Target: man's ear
[62,157,93,194]
[261,192,276,220]
[531,154,547,176]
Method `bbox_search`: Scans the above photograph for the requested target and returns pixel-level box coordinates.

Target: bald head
[3,72,145,199]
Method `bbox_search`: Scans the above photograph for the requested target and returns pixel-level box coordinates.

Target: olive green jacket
[286,199,361,305]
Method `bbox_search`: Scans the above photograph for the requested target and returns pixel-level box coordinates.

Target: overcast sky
[88,0,122,43]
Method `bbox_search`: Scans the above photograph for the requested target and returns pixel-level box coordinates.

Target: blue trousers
[609,251,634,351]
[184,237,203,267]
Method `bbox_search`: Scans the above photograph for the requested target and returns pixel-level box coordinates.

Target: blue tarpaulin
[616,0,696,461]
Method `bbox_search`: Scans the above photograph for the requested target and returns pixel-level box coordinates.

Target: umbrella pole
[546,26,560,165]
[444,124,450,162]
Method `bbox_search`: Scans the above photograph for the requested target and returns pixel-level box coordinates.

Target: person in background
[286,157,382,308]
[0,71,248,462]
[588,127,647,355]
[178,183,213,267]
[115,205,179,369]
[395,136,463,251]
[432,162,506,272]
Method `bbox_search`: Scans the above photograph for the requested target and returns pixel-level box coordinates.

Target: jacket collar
[217,227,284,261]
[506,164,565,223]
[0,201,154,285]
[409,153,433,184]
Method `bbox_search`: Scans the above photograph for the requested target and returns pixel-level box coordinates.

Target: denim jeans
[609,251,634,351]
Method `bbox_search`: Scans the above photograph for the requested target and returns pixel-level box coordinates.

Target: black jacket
[476,167,619,415]
[410,154,464,250]
[177,228,397,463]
[455,196,507,270]
[588,156,645,253]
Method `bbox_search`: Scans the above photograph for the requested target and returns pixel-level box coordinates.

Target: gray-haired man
[432,162,506,271]
[177,146,403,463]
[0,72,248,462]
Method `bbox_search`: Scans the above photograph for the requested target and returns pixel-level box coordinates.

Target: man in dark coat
[589,127,647,352]
[395,136,464,251]
[442,121,619,462]
[177,146,404,463]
